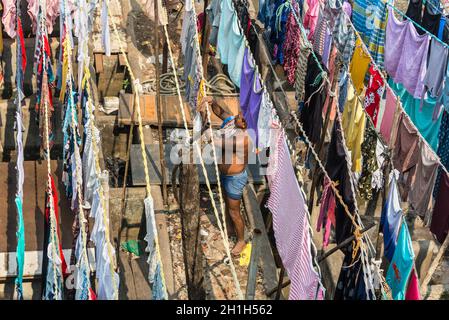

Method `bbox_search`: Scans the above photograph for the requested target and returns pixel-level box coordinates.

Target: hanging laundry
[101,0,111,56]
[325,121,357,244]
[41,175,67,300]
[430,173,449,243]
[342,84,366,172]
[379,86,397,143]
[145,0,168,26]
[437,58,449,113]
[352,0,387,66]
[144,197,168,300]
[405,268,421,300]
[380,173,402,262]
[257,89,274,151]
[337,69,349,112]
[206,0,222,47]
[334,247,375,300]
[349,38,371,95]
[217,0,245,87]
[233,0,251,37]
[294,37,312,102]
[358,127,379,201]
[332,7,356,65]
[27,0,60,34]
[386,221,414,300]
[408,141,439,222]
[434,111,449,198]
[266,128,324,300]
[303,0,320,40]
[240,47,263,147]
[391,112,420,201]
[317,176,336,248]
[406,0,441,36]
[269,0,291,64]
[364,66,385,127]
[299,54,327,145]
[389,79,442,152]
[2,0,16,38]
[321,46,338,121]
[283,10,301,85]
[385,7,430,99]
[421,40,448,104]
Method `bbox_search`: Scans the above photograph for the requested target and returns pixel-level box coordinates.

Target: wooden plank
[94,53,104,74]
[130,144,265,186]
[118,92,240,127]
[242,184,279,298]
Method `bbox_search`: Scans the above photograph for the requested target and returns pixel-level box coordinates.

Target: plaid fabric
[283,11,301,85]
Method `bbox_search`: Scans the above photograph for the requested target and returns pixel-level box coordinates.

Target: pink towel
[267,129,324,300]
[380,87,397,143]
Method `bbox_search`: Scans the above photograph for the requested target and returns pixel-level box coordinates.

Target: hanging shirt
[217,0,245,87]
[422,39,448,103]
[430,173,449,243]
[349,37,371,95]
[380,175,403,262]
[206,0,222,47]
[408,141,439,222]
[240,47,263,147]
[303,0,320,40]
[257,89,274,151]
[389,79,442,152]
[385,7,430,99]
[332,9,356,65]
[27,0,60,34]
[391,112,420,201]
[267,129,324,300]
[364,66,385,127]
[342,85,366,172]
[386,221,415,300]
[2,0,16,38]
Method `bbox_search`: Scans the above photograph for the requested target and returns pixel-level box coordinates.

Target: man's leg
[225,196,246,255]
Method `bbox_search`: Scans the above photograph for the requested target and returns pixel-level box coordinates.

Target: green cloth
[388,79,442,151]
[120,240,143,257]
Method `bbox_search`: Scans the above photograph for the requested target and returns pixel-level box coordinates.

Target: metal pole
[155,0,168,206]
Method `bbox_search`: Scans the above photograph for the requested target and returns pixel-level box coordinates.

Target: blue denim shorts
[220,170,248,200]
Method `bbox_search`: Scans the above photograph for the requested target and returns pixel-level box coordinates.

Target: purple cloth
[267,129,324,300]
[240,47,263,147]
[322,30,332,68]
[385,7,430,99]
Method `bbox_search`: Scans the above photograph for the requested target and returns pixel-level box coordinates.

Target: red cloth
[405,268,421,300]
[17,18,27,72]
[364,66,384,126]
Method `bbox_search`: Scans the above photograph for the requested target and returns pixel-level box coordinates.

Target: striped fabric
[267,129,324,300]
[352,0,387,67]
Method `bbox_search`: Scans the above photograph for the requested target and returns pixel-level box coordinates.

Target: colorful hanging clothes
[389,79,442,152]
[342,84,366,172]
[206,0,222,47]
[303,0,320,40]
[294,37,312,102]
[380,174,403,262]
[421,40,448,104]
[240,47,263,148]
[408,141,439,222]
[2,0,16,38]
[430,173,449,243]
[267,129,324,300]
[349,37,371,95]
[317,176,336,248]
[332,8,356,65]
[364,66,385,127]
[269,0,291,64]
[27,0,60,34]
[386,221,415,300]
[385,7,430,99]
[217,0,245,87]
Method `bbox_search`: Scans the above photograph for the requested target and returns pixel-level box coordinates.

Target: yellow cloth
[349,38,370,95]
[59,37,70,101]
[239,242,252,267]
[342,85,366,173]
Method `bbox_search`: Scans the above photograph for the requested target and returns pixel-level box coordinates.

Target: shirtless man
[199,97,250,255]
